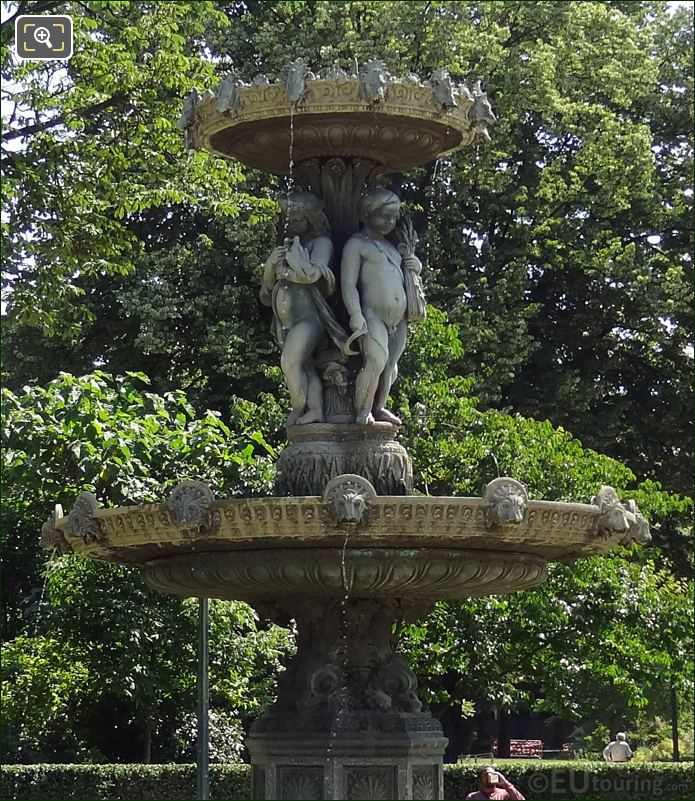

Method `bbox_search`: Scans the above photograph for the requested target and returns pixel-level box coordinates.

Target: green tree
[1,372,290,762]
[2,0,269,339]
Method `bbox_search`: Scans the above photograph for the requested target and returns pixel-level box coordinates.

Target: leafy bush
[0,764,250,801]
[2,761,693,801]
[174,710,245,764]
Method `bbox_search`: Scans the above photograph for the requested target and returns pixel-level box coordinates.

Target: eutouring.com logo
[526,770,690,798]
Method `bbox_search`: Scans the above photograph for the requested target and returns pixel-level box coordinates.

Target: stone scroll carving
[166,481,218,532]
[67,491,104,545]
[592,486,651,545]
[483,478,529,526]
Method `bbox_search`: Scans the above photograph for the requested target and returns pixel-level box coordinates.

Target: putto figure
[341,188,423,425]
[260,192,346,426]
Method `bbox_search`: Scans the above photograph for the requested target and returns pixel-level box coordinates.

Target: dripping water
[32,547,57,637]
[325,525,353,794]
[425,158,441,269]
[282,103,297,244]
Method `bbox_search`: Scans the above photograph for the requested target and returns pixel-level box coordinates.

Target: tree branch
[1,1,62,31]
[2,92,128,142]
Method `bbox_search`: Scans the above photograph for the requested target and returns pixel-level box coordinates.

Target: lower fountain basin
[142,548,547,602]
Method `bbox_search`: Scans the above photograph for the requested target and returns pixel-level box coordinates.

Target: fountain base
[248,729,446,800]
[248,597,446,800]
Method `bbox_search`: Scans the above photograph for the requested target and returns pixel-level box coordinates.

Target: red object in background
[492,739,544,757]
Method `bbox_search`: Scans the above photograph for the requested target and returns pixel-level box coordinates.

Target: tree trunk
[671,681,680,762]
[142,718,153,764]
[497,707,511,759]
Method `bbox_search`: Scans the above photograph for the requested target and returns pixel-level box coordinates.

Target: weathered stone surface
[66,491,104,545]
[592,485,651,545]
[141,548,547,603]
[259,191,347,428]
[247,596,446,800]
[40,504,71,554]
[322,475,376,525]
[189,65,492,174]
[483,477,529,526]
[166,481,218,531]
[341,188,423,426]
[249,738,444,800]
[275,423,412,496]
[48,488,645,565]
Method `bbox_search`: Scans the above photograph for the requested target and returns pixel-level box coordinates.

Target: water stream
[325,525,353,794]
[32,547,57,637]
[282,103,296,243]
[424,158,442,269]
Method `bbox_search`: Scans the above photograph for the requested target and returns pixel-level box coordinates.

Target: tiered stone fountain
[41,60,650,801]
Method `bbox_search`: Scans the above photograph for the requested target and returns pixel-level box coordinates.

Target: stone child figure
[260,192,345,426]
[341,188,423,425]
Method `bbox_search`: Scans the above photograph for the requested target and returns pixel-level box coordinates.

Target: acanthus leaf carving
[165,480,219,532]
[66,492,105,544]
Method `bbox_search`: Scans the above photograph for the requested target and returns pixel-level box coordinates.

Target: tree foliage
[1,372,289,763]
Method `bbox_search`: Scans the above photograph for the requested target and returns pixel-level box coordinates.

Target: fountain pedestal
[276,423,412,496]
[248,598,447,800]
[249,731,445,801]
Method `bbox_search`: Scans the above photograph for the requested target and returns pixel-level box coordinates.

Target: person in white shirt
[603,732,633,762]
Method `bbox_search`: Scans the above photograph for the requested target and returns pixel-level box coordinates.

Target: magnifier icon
[34,26,53,49]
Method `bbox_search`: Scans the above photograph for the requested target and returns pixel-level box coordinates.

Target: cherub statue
[260,192,347,426]
[341,188,423,425]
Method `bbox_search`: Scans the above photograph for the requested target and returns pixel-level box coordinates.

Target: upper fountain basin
[179,63,495,174]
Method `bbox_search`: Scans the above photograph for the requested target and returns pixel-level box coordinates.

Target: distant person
[603,731,633,763]
[466,767,525,800]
